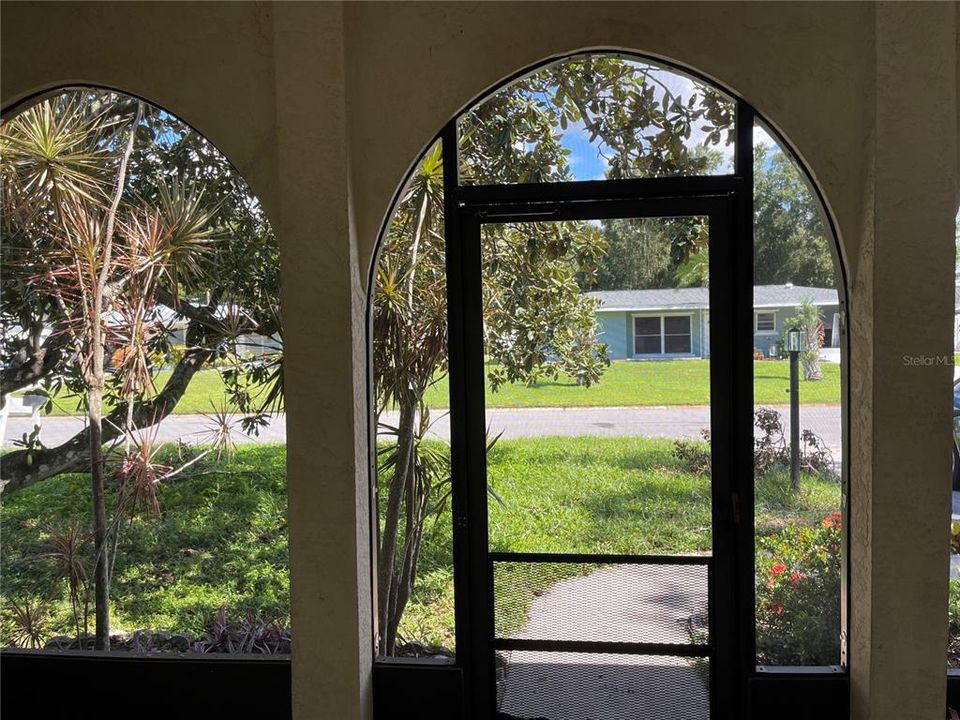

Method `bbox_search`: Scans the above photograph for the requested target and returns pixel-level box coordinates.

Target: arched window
[370,52,847,718]
[1,88,287,655]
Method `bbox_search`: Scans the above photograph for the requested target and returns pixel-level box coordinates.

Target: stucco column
[274,3,373,718]
[851,4,957,718]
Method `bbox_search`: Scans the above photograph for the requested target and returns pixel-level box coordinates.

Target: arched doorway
[370,52,847,720]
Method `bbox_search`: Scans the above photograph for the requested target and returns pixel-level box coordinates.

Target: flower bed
[756,512,842,666]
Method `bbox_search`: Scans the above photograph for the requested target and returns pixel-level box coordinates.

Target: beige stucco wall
[2,2,957,718]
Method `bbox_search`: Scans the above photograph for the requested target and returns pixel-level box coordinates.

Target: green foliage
[755,512,842,666]
[753,142,835,287]
[949,579,960,628]
[949,580,960,669]
[482,220,611,389]
[782,299,825,380]
[461,54,735,183]
[593,217,709,292]
[1,88,283,436]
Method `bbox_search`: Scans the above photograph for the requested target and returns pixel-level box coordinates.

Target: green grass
[423,359,841,408]
[390,436,841,648]
[14,369,235,417]
[1,438,840,650]
[1,445,288,640]
[15,359,839,419]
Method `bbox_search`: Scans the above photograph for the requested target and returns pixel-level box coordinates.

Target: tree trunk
[376,398,418,654]
[88,368,110,649]
[801,359,822,381]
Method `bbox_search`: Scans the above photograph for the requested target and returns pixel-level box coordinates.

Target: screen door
[452,196,739,719]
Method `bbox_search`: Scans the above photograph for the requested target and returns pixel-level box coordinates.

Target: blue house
[588,284,840,360]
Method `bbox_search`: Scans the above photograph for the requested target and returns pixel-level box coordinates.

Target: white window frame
[755,310,777,334]
[631,312,695,357]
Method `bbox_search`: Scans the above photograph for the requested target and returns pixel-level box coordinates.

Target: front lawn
[391,436,841,649]
[1,439,841,652]
[1,445,288,642]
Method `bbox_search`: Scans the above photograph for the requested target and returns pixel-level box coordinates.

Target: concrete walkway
[3,404,842,457]
[498,564,709,719]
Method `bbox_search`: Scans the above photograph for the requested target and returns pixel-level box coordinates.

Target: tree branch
[1,332,72,397]
[0,342,211,496]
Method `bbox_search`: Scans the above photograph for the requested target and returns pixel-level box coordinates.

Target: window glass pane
[664,316,691,334]
[635,335,662,354]
[635,317,661,335]
[753,121,842,668]
[756,313,776,332]
[459,54,735,185]
[664,334,692,354]
[372,141,455,659]
[1,88,288,655]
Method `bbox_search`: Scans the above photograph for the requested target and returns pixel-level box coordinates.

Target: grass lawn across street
[423,359,841,408]
[15,359,840,418]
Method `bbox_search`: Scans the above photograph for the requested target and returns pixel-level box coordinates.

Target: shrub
[672,430,711,475]
[755,511,841,666]
[948,580,960,669]
[190,606,290,654]
[673,408,837,481]
[754,407,836,480]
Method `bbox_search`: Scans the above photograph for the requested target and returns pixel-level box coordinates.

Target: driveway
[4,404,841,457]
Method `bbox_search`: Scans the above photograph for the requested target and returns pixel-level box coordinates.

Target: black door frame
[443,108,752,715]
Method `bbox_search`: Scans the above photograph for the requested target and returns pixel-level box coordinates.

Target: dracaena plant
[1,87,283,499]
[1,92,221,650]
[39,521,93,640]
[2,598,51,649]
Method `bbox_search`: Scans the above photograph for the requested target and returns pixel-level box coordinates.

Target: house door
[447,192,746,720]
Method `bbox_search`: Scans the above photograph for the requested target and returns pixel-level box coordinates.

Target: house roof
[587,284,839,312]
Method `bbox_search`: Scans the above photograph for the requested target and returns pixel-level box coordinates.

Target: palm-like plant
[0,94,110,223]
[39,522,93,639]
[373,142,449,655]
[783,299,825,381]
[2,94,220,649]
[2,598,50,649]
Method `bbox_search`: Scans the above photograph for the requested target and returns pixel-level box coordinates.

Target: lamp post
[784,328,806,490]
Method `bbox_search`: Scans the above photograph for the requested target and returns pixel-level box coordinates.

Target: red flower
[771,604,784,615]
[822,511,842,529]
[789,571,803,586]
[770,562,787,576]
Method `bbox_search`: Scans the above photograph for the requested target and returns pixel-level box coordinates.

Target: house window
[756,311,776,333]
[634,315,692,355]
[634,316,663,354]
[664,316,693,353]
